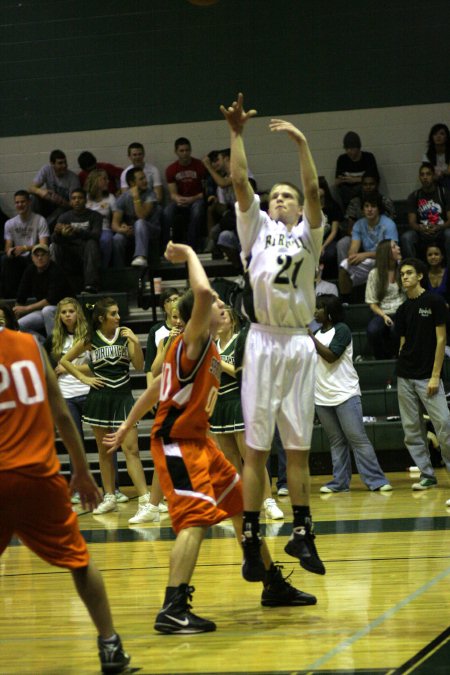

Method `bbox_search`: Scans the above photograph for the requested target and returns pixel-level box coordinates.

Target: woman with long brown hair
[365,239,404,359]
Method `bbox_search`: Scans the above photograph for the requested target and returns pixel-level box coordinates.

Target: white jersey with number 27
[236,194,324,327]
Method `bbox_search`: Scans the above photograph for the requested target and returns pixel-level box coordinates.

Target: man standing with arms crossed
[221,93,326,580]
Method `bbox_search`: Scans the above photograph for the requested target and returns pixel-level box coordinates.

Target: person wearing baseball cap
[13,243,72,341]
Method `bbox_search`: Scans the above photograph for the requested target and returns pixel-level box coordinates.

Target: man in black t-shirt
[52,188,102,293]
[395,258,450,502]
[13,243,72,340]
[335,131,379,208]
[401,162,450,263]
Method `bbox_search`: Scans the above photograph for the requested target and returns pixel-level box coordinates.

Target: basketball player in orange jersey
[0,318,130,674]
[106,241,317,635]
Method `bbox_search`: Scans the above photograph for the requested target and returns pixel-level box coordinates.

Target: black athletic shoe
[261,563,317,606]
[154,585,216,634]
[241,531,266,582]
[284,522,326,575]
[97,633,130,674]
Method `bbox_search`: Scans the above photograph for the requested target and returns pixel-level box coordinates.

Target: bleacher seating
[53,259,450,483]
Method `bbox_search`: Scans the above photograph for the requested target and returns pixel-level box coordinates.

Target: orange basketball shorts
[151,436,243,534]
[0,471,89,569]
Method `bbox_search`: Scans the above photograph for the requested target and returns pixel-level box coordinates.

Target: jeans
[113,210,162,265]
[66,395,86,440]
[18,305,56,341]
[397,376,450,480]
[100,229,113,268]
[316,395,388,490]
[367,314,399,359]
[164,199,206,250]
[53,238,101,290]
[65,394,120,489]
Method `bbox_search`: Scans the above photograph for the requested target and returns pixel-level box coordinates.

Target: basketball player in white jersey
[221,93,326,581]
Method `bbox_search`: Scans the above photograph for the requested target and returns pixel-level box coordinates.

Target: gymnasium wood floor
[1,470,450,675]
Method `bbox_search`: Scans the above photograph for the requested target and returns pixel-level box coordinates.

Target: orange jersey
[0,328,60,476]
[152,334,221,441]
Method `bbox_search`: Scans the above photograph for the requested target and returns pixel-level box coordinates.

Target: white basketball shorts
[241,323,317,451]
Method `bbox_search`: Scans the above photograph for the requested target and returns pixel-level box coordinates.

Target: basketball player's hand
[70,469,102,511]
[104,423,128,453]
[165,241,192,263]
[269,119,306,145]
[220,93,257,134]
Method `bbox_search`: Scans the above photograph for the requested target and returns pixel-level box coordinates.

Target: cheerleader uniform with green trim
[209,332,245,434]
[82,328,136,429]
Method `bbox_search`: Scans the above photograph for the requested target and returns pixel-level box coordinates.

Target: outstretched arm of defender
[220,93,257,213]
[269,119,322,228]
[165,242,214,357]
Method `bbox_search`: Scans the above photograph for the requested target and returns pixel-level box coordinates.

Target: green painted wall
[1,0,448,137]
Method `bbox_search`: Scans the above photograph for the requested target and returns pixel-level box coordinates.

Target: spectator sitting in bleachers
[401,162,450,264]
[345,171,396,232]
[335,131,380,209]
[339,193,398,298]
[425,241,450,305]
[14,243,72,341]
[52,188,102,294]
[119,142,163,203]
[318,176,343,279]
[315,264,339,298]
[77,151,122,195]
[144,287,181,387]
[85,169,117,269]
[203,149,232,255]
[29,150,80,229]
[203,148,257,265]
[164,137,207,252]
[365,239,404,359]
[112,167,163,268]
[423,124,450,190]
[1,190,49,298]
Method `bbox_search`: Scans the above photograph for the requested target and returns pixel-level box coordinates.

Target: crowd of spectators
[1,123,449,356]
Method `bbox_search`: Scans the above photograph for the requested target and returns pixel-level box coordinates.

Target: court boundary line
[303,564,450,671]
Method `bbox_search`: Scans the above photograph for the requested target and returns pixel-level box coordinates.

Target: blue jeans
[164,199,206,250]
[66,395,86,440]
[18,305,56,341]
[112,208,162,265]
[65,394,121,490]
[316,395,388,490]
[367,314,399,359]
[100,229,113,268]
[397,377,450,480]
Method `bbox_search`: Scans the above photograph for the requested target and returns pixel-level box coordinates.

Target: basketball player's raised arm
[221,93,257,214]
[269,119,322,228]
[165,241,214,358]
